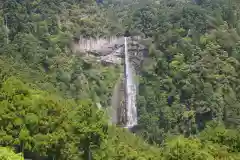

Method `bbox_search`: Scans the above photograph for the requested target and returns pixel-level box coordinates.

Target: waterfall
[79,35,140,128]
[124,37,138,128]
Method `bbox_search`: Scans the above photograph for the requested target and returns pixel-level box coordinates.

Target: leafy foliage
[1,0,240,159]
[0,147,23,160]
[0,0,120,108]
[116,0,240,146]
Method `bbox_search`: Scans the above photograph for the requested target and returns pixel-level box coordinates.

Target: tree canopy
[1,0,240,159]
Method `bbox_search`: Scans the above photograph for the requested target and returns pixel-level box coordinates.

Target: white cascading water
[124,37,138,128]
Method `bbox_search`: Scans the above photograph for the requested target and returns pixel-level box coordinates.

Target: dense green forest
[1,0,240,159]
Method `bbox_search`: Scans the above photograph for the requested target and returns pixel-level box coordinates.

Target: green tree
[0,147,23,160]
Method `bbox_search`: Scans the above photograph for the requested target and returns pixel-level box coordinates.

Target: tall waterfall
[80,36,140,128]
[124,37,138,128]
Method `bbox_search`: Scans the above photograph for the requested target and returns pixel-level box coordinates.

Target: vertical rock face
[110,76,123,125]
[110,75,129,126]
[73,36,122,54]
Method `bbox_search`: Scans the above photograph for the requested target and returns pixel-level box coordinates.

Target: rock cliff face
[72,36,124,55]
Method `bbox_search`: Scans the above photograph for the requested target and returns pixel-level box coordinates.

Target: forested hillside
[0,0,122,107]
[105,0,240,158]
[1,0,240,159]
[132,0,240,143]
